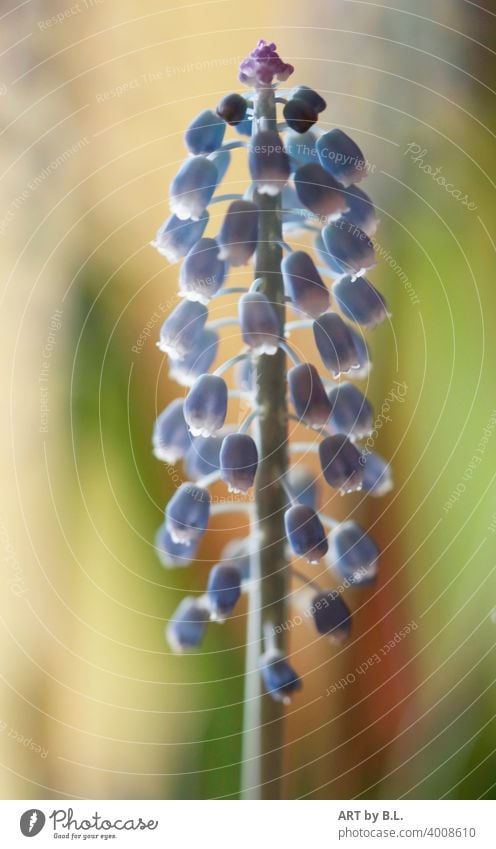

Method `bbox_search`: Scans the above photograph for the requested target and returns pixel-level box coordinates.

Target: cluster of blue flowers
[151,41,392,704]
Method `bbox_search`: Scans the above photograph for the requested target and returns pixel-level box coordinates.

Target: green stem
[241,85,289,800]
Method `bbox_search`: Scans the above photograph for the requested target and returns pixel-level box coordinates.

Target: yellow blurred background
[0,0,495,799]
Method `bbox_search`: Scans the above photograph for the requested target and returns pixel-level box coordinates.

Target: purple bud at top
[209,148,231,183]
[284,131,318,169]
[239,39,294,87]
[239,291,280,355]
[319,434,364,493]
[158,300,208,360]
[216,92,247,125]
[311,590,351,643]
[317,128,367,185]
[165,483,211,544]
[185,436,222,480]
[361,451,393,496]
[341,185,377,236]
[218,200,258,266]
[249,130,291,196]
[282,250,330,318]
[166,596,209,652]
[313,312,361,377]
[288,363,332,429]
[179,237,226,303]
[184,109,226,155]
[220,433,258,493]
[283,99,318,134]
[170,156,218,221]
[294,163,348,219]
[322,220,376,276]
[328,521,379,586]
[155,523,198,568]
[284,503,328,563]
[327,382,373,440]
[151,211,209,263]
[288,466,319,510]
[184,374,228,437]
[169,328,219,387]
[290,85,326,113]
[207,563,242,620]
[260,650,302,704]
[152,398,192,463]
[332,275,389,329]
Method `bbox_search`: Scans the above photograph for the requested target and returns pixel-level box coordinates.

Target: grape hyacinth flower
[149,40,393,799]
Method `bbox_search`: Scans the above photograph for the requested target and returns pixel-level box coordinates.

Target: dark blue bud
[170,156,218,221]
[155,523,198,568]
[158,300,208,360]
[311,590,351,642]
[294,163,348,219]
[361,451,393,496]
[218,200,258,266]
[313,312,361,377]
[288,466,319,510]
[179,237,226,303]
[328,521,379,586]
[184,374,228,437]
[327,382,373,440]
[283,99,318,134]
[184,436,222,480]
[239,291,280,355]
[208,149,231,183]
[169,328,219,387]
[348,325,371,378]
[317,128,366,185]
[152,398,192,463]
[165,483,211,544]
[341,185,377,236]
[235,357,255,394]
[319,434,364,493]
[260,650,302,704]
[249,130,291,196]
[322,220,376,276]
[288,363,332,428]
[282,250,330,318]
[166,596,209,652]
[185,109,226,155]
[207,564,242,620]
[332,275,389,328]
[284,131,318,169]
[284,503,328,563]
[152,211,209,263]
[220,433,258,493]
[290,85,326,114]
[314,230,341,277]
[216,92,247,125]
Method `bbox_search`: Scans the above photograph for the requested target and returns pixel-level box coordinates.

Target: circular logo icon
[20,810,46,837]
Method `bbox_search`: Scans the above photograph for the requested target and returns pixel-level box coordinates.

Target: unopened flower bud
[207,564,242,619]
[239,40,294,87]
[317,128,366,185]
[185,109,226,155]
[290,85,326,114]
[311,590,351,642]
[283,99,318,134]
[319,434,364,493]
[260,650,301,703]
[342,185,377,235]
[284,503,328,563]
[328,521,379,586]
[220,433,259,493]
[166,596,209,652]
[216,92,248,125]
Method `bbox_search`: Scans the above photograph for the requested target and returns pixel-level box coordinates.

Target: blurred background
[0,0,495,800]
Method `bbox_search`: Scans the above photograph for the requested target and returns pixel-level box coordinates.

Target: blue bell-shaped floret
[165,483,211,544]
[319,434,364,493]
[328,521,379,586]
[317,128,366,185]
[218,200,259,266]
[260,650,302,704]
[152,398,192,463]
[294,163,348,219]
[333,275,389,328]
[311,590,351,642]
[170,156,219,221]
[239,291,280,355]
[169,328,219,388]
[152,211,209,263]
[288,363,332,429]
[361,451,393,496]
[220,433,259,493]
[313,312,361,377]
[249,130,291,195]
[158,300,208,360]
[327,382,373,440]
[184,436,222,480]
[284,503,328,563]
[282,250,330,318]
[207,563,242,620]
[166,596,209,652]
[322,220,376,276]
[185,109,226,155]
[184,374,228,437]
[179,237,226,304]
[155,523,198,568]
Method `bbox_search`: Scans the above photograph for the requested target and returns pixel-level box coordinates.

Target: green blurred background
[0,0,495,799]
